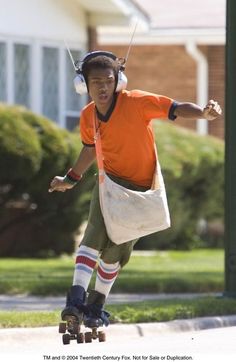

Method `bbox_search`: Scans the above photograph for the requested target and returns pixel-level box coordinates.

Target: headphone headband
[76,51,125,74]
[82,51,117,63]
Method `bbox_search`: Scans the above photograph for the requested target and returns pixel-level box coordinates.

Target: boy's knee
[101,239,136,268]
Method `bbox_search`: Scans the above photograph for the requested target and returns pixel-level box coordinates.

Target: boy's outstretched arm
[174,100,222,121]
[48,146,96,193]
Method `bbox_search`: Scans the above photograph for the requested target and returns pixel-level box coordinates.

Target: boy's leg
[84,238,138,328]
[73,245,99,290]
[61,180,108,321]
[61,245,99,321]
[95,259,120,297]
[62,175,140,324]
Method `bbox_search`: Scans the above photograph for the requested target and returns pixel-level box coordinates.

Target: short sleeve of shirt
[132,90,178,121]
[80,107,95,147]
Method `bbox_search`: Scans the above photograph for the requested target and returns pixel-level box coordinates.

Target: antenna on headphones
[63,39,78,71]
[124,21,138,64]
[64,21,138,73]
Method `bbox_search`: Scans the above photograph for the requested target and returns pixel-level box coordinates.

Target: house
[0,0,149,130]
[97,0,226,139]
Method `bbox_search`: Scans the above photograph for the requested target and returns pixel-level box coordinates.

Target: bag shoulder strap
[93,111,105,183]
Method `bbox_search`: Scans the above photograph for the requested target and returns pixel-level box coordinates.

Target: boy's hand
[48,176,74,193]
[202,100,222,121]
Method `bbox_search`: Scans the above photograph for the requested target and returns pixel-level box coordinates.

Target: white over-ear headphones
[73,51,128,95]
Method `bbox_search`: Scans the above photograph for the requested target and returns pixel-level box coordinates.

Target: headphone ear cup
[74,70,128,94]
[116,71,128,92]
[74,74,88,95]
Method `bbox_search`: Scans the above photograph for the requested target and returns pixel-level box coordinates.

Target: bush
[0,104,41,183]
[0,104,96,257]
[0,105,224,256]
[137,121,224,250]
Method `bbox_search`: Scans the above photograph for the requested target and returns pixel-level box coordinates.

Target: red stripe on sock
[97,266,118,280]
[76,255,96,269]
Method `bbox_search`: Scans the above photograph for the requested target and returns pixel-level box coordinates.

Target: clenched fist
[202,100,222,121]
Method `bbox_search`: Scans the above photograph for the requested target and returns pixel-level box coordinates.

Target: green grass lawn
[0,249,234,329]
[0,249,224,295]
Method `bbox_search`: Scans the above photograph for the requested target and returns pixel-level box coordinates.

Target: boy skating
[49,51,222,342]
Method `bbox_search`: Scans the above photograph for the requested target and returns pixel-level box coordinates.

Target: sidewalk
[1,316,236,341]
[0,292,221,311]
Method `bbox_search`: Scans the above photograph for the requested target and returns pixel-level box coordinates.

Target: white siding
[0,0,88,128]
[0,0,87,45]
[0,0,147,128]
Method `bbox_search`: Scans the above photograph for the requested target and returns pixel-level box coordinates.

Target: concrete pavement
[1,317,236,362]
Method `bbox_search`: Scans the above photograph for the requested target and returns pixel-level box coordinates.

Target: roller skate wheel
[92,328,97,339]
[62,334,71,345]
[77,332,84,344]
[70,322,80,335]
[59,322,67,334]
[85,331,93,343]
[98,331,106,342]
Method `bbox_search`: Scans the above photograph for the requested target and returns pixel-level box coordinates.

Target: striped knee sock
[95,260,120,297]
[73,245,99,291]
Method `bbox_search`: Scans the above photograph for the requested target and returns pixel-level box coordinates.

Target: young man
[49,51,222,328]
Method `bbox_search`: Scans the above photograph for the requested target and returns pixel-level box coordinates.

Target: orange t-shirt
[80,89,175,187]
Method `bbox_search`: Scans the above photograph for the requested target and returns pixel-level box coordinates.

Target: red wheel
[62,334,70,345]
[70,322,80,335]
[77,333,84,344]
[59,322,66,334]
[85,331,92,343]
[92,328,97,339]
[98,331,106,342]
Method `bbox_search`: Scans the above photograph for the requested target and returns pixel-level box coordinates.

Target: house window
[1,40,86,129]
[42,47,59,122]
[0,42,7,102]
[14,44,30,107]
[65,49,86,130]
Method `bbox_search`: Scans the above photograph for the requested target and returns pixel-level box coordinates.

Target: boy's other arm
[48,146,96,192]
[174,100,222,121]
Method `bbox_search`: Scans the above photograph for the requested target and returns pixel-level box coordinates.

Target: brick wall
[96,43,225,139]
[207,46,225,139]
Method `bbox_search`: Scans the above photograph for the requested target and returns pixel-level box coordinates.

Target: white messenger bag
[93,114,171,245]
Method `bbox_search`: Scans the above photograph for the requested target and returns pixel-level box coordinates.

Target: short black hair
[82,55,119,85]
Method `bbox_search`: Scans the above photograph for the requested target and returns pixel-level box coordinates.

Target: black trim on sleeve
[82,141,95,147]
[168,101,179,121]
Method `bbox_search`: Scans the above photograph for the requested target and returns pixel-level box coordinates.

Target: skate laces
[100,310,110,326]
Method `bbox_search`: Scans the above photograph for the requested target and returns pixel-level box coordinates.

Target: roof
[77,0,150,28]
[134,0,225,29]
[98,0,226,45]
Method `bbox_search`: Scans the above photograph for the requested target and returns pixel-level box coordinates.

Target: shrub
[0,105,224,256]
[137,121,224,250]
[0,104,41,183]
[0,104,96,257]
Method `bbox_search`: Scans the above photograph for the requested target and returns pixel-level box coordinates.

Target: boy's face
[87,68,116,113]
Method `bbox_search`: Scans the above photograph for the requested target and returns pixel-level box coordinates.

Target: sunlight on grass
[0,249,224,295]
[1,296,236,328]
